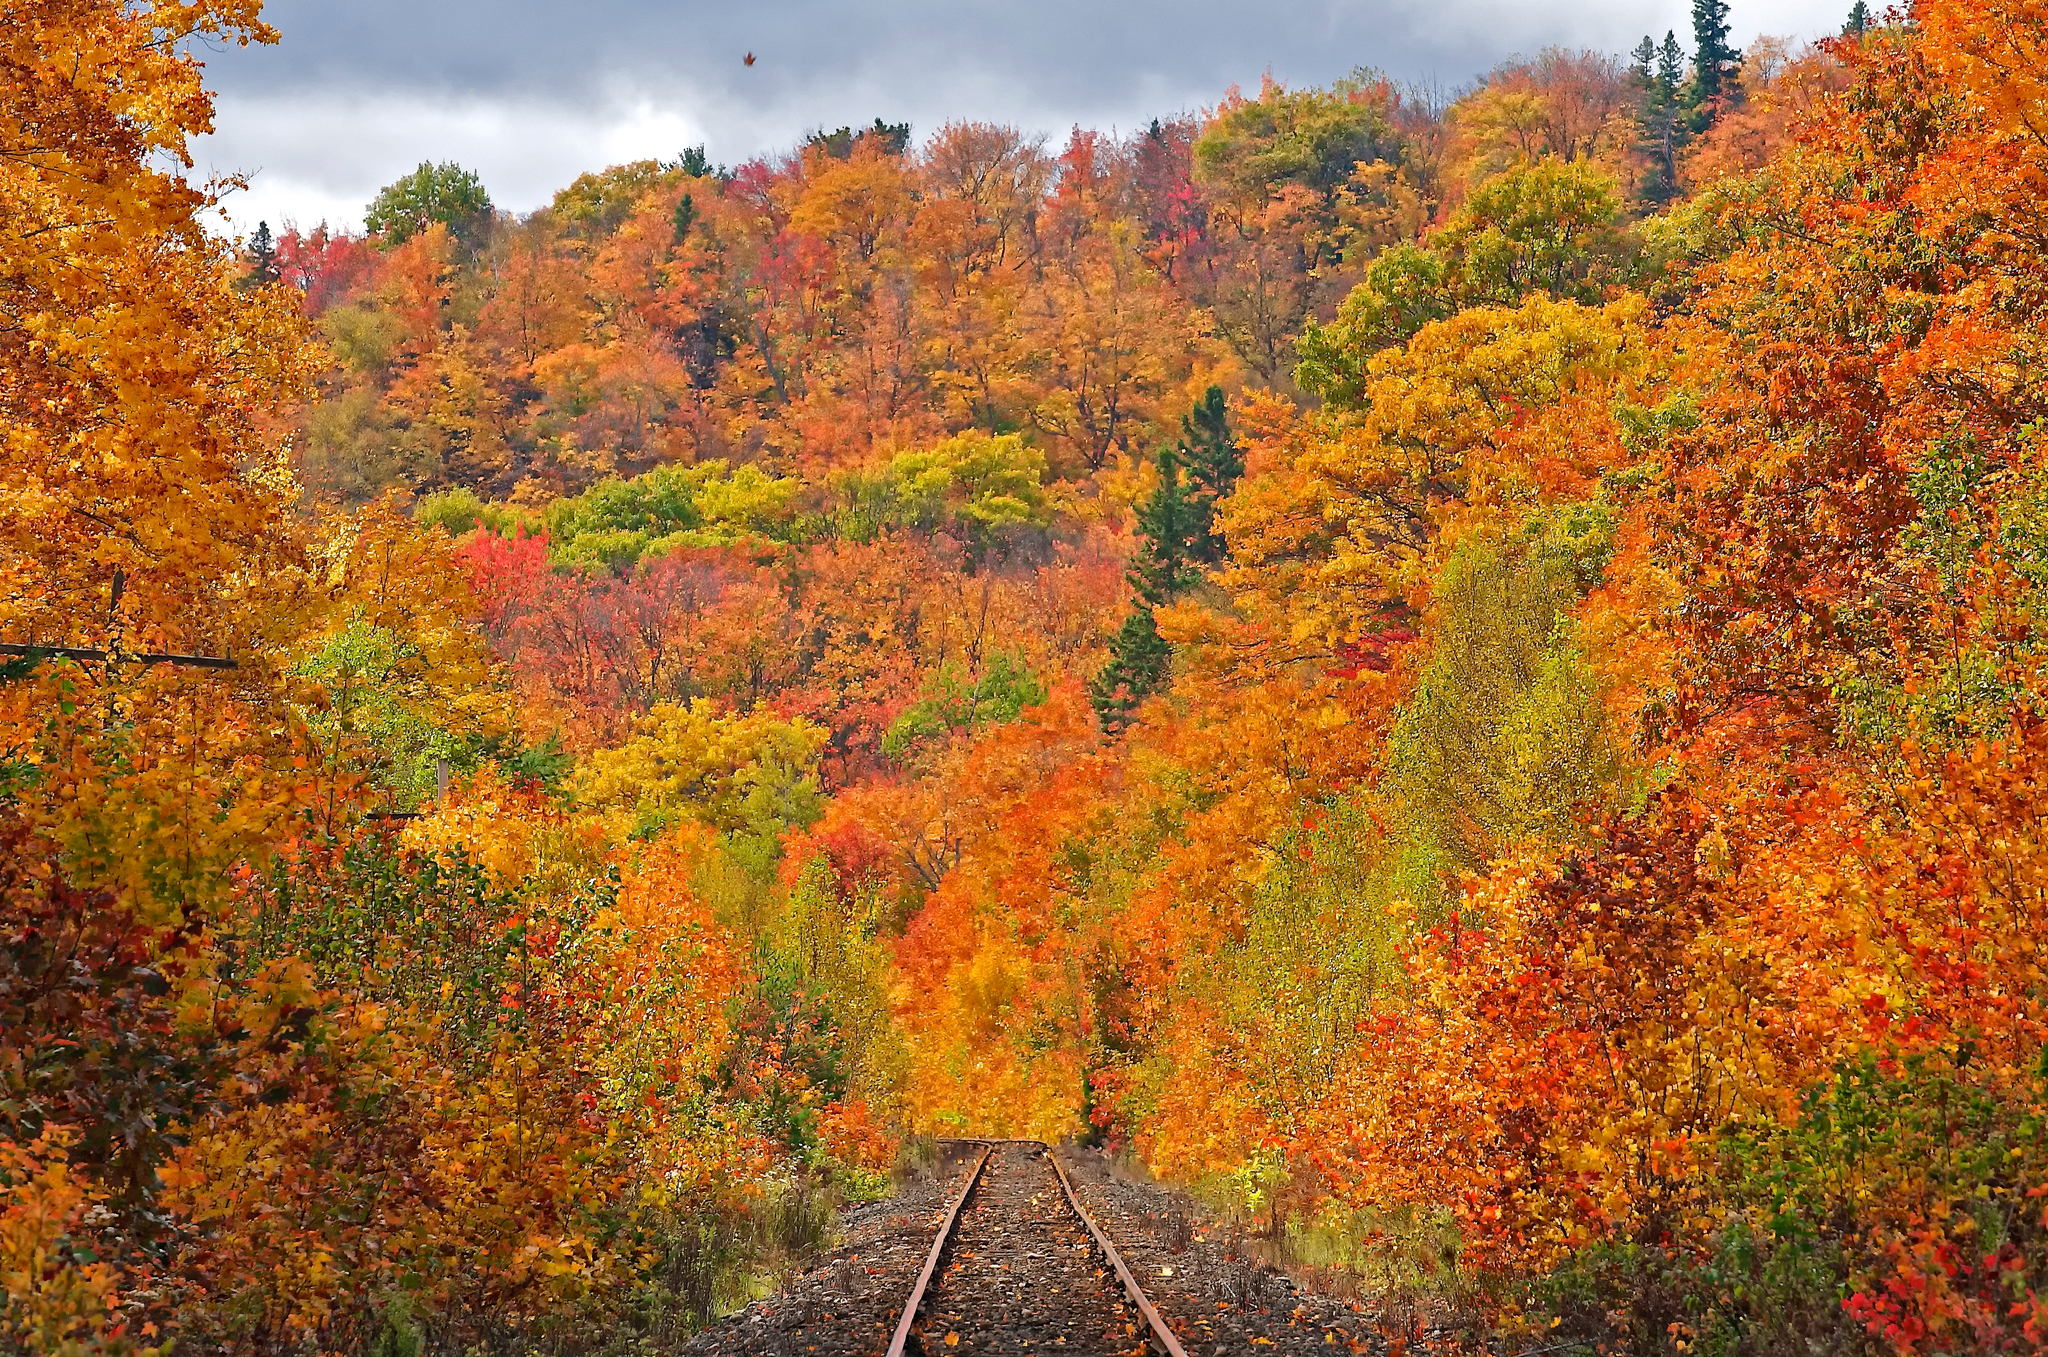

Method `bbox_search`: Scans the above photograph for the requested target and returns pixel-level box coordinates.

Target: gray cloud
[191,0,1853,235]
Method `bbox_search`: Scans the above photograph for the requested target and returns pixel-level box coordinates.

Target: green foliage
[322,302,407,376]
[413,485,535,538]
[768,859,907,1132]
[675,145,723,179]
[1534,1047,2048,1357]
[1296,244,1451,406]
[1388,517,1624,872]
[881,652,1048,760]
[1437,159,1628,306]
[1630,36,1657,82]
[1690,0,1740,105]
[1093,388,1243,729]
[835,432,1052,555]
[295,619,471,812]
[483,730,575,794]
[1089,606,1173,732]
[803,119,912,159]
[533,460,804,568]
[1835,429,2048,749]
[248,836,607,1056]
[1131,447,1201,606]
[1222,798,1433,1084]
[1298,160,1629,406]
[1194,74,1404,201]
[364,161,493,249]
[1179,385,1243,567]
[1658,31,1688,102]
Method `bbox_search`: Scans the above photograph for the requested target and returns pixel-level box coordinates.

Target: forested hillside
[7,0,2048,1353]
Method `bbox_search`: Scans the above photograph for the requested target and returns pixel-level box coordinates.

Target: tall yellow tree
[0,0,315,920]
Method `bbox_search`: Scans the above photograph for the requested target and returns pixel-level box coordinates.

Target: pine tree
[1630,36,1657,83]
[1657,31,1687,103]
[1091,388,1242,730]
[1654,31,1687,104]
[1843,0,1870,35]
[1088,608,1173,731]
[1131,445,1199,606]
[1180,386,1243,566]
[1690,0,1740,105]
[1634,32,1689,205]
[238,220,280,291]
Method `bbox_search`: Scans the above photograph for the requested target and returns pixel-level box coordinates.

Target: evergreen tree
[1088,608,1173,731]
[1180,386,1243,565]
[1690,0,1740,105]
[1657,31,1687,103]
[1633,32,1690,205]
[1130,445,1199,606]
[1091,388,1242,730]
[1630,36,1657,83]
[1843,0,1871,35]
[239,220,280,290]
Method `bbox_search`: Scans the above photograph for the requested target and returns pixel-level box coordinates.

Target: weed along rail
[887,1140,1190,1357]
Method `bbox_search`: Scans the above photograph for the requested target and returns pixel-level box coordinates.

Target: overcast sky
[189,0,1856,237]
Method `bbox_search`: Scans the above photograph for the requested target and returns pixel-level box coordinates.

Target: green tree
[364,161,493,248]
[239,220,279,290]
[551,160,669,238]
[1630,36,1657,83]
[1657,31,1687,103]
[1690,0,1740,106]
[1843,1,1871,35]
[1193,78,1402,202]
[1181,385,1244,566]
[1088,609,1173,732]
[882,652,1048,760]
[804,118,912,159]
[1091,390,1241,729]
[1297,161,1629,406]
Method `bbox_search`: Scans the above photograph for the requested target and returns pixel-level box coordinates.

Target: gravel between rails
[684,1141,1396,1357]
[914,1141,1142,1355]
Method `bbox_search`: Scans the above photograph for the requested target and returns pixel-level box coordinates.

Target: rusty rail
[1048,1150,1191,1357]
[885,1142,991,1357]
[890,1140,1188,1357]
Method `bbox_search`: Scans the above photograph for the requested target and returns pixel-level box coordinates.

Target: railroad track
[886,1139,1189,1357]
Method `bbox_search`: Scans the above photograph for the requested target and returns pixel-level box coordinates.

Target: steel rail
[885,1142,992,1357]
[1048,1150,1191,1357]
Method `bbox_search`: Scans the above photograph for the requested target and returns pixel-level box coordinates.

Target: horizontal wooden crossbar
[0,643,238,671]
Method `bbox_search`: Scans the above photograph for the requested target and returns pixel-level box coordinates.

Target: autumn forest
[6,0,2048,1352]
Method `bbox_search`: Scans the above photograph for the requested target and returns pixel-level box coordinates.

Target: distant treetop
[364,161,493,247]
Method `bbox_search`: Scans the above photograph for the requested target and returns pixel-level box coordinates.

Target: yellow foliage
[575,700,827,840]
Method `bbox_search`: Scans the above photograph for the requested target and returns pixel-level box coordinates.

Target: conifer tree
[1656,31,1687,103]
[239,220,279,290]
[1690,0,1739,105]
[1630,36,1657,83]
[1091,388,1240,730]
[1843,0,1870,34]
[1181,386,1243,566]
[1634,33,1689,204]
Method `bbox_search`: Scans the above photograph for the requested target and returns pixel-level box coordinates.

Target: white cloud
[190,0,1864,238]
